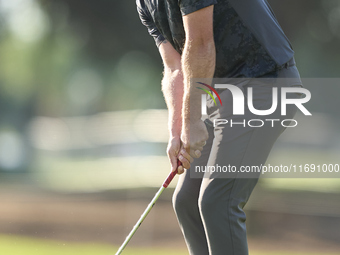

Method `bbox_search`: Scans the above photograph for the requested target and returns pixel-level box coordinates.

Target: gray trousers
[172,64,302,255]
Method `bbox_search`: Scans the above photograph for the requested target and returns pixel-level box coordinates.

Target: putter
[115,160,182,255]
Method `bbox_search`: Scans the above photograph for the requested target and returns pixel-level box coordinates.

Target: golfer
[137,0,302,254]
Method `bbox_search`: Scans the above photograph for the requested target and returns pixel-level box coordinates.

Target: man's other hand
[180,119,208,169]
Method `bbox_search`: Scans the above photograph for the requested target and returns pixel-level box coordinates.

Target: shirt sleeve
[179,0,217,16]
[136,1,166,47]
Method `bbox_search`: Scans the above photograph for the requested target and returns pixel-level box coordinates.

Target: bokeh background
[0,0,340,254]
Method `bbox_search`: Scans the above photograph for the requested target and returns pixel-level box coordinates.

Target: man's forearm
[162,68,184,138]
[181,40,216,123]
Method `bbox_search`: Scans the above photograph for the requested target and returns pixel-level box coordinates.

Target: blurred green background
[0,0,340,254]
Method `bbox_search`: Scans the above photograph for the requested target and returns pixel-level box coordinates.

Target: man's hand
[180,119,208,169]
[167,137,185,174]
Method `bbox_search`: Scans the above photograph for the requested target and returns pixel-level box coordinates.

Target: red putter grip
[163,159,182,188]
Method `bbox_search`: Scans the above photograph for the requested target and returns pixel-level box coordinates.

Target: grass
[0,235,339,255]
[0,235,184,255]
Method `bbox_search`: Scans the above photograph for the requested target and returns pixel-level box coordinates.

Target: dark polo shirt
[136,0,294,78]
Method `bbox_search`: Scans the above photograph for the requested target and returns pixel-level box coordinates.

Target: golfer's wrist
[169,131,181,139]
[182,116,202,128]
[169,118,182,138]
[182,108,202,122]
